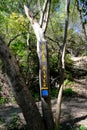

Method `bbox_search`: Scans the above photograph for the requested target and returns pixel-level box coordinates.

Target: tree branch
[39,0,49,28]
[62,0,70,69]
[24,5,34,23]
[24,5,46,44]
[76,0,87,41]
[42,0,51,33]
[45,35,60,48]
[8,31,33,46]
[8,33,22,46]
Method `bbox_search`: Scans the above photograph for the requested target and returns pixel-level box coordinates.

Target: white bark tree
[24,0,71,129]
[24,0,55,129]
[55,0,71,129]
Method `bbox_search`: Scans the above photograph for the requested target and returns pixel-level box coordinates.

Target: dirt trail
[52,96,87,129]
[0,93,87,129]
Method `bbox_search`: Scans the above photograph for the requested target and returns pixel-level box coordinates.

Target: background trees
[0,0,87,130]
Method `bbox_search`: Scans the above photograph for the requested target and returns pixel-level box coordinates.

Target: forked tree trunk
[24,4,55,130]
[0,37,45,130]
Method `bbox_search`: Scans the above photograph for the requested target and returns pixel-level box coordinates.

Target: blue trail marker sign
[40,42,49,97]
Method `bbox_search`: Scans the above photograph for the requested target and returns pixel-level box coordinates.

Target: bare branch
[39,0,49,27]
[42,0,51,33]
[24,5,45,43]
[24,5,34,24]
[38,0,42,13]
[76,0,87,41]
[8,31,32,47]
[45,35,60,48]
[8,33,22,46]
[62,0,71,69]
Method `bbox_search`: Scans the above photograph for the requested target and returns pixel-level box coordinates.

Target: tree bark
[76,0,87,54]
[41,98,55,130]
[55,0,71,129]
[24,3,55,130]
[0,37,45,130]
[76,0,87,41]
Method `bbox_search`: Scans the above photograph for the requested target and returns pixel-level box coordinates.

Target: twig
[8,34,22,46]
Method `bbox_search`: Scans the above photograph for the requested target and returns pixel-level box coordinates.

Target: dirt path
[0,93,87,129]
[52,96,87,129]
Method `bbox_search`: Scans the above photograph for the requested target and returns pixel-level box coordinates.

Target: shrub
[63,88,76,97]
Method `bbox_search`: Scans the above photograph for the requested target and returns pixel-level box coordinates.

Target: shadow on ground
[60,115,87,130]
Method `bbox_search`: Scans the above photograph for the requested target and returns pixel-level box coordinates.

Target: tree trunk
[76,0,87,54]
[37,40,55,130]
[24,4,55,130]
[55,0,71,129]
[0,37,45,130]
[41,98,55,130]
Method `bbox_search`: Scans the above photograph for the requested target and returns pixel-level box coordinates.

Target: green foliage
[51,88,58,98]
[31,86,40,101]
[78,0,87,24]
[49,53,58,72]
[65,54,73,79]
[63,88,76,97]
[64,79,73,86]
[6,114,21,129]
[0,97,6,105]
[65,54,73,66]
[0,118,5,124]
[77,125,86,130]
[8,12,27,34]
[54,124,62,130]
[0,11,7,35]
[51,0,60,11]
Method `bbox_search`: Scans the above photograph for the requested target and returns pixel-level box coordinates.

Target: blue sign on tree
[40,43,49,97]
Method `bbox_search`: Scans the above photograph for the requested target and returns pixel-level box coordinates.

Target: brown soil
[51,76,87,129]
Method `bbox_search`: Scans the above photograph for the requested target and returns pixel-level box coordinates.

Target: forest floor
[0,56,87,130]
[52,78,87,130]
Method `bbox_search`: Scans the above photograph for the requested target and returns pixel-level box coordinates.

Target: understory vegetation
[0,0,87,130]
